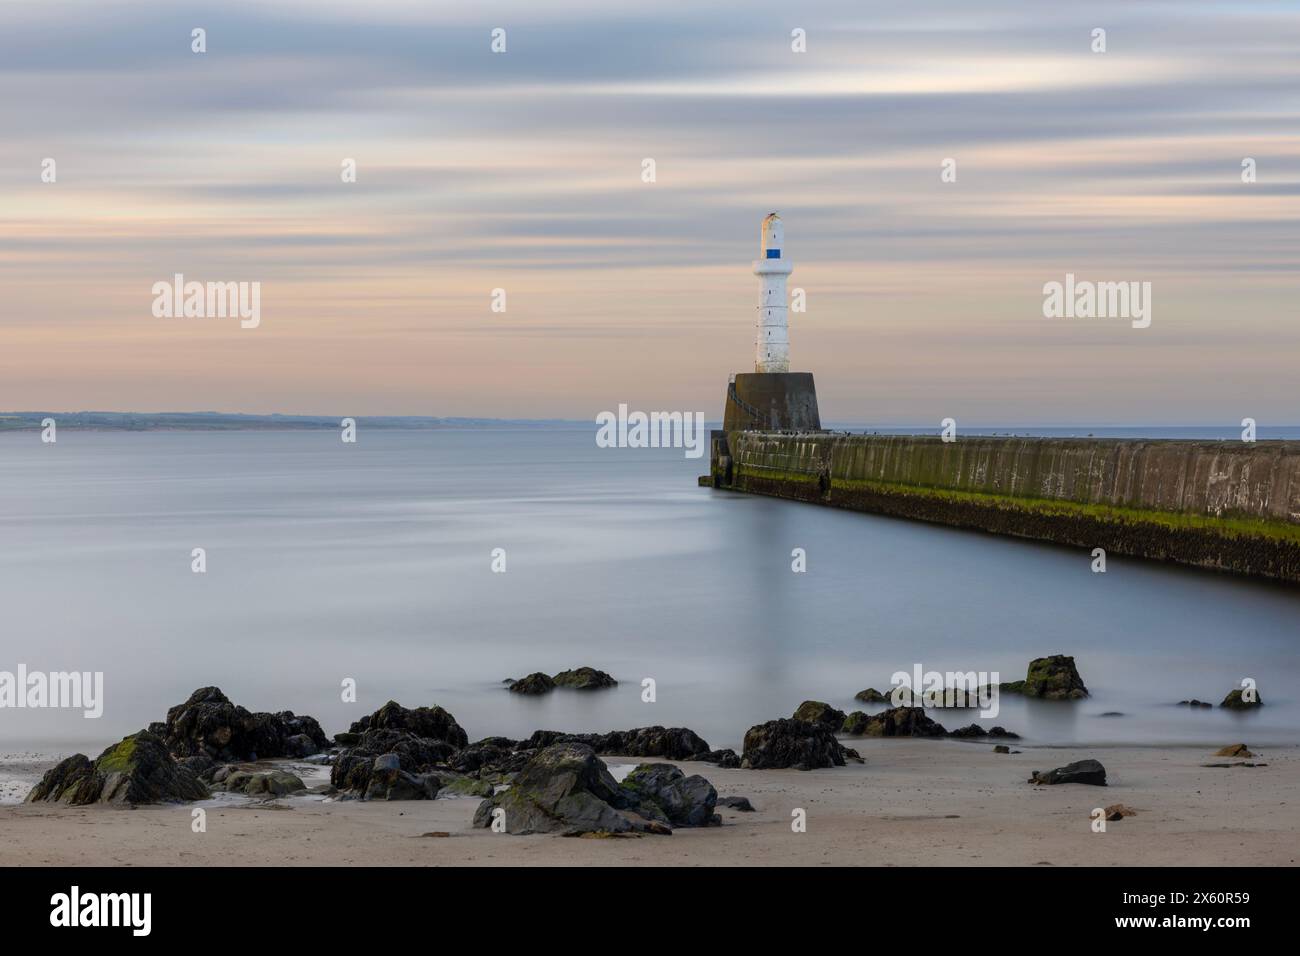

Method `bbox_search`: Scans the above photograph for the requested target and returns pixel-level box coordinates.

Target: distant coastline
[2,412,1298,440]
[0,412,586,432]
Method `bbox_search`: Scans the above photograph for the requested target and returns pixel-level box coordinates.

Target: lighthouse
[714,213,822,436]
[754,213,793,373]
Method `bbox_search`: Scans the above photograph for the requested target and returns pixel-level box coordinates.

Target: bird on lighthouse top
[753,212,793,373]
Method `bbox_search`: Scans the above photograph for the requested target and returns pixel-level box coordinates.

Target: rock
[620,763,718,827]
[989,726,1019,739]
[947,723,987,738]
[329,728,458,794]
[224,769,306,797]
[993,745,1011,754]
[1098,712,1125,717]
[177,753,217,781]
[1220,689,1262,710]
[841,711,871,735]
[854,688,889,703]
[27,731,209,805]
[329,701,469,797]
[717,795,755,812]
[552,667,618,690]
[842,706,946,738]
[1178,699,1212,708]
[1001,655,1088,700]
[508,672,555,695]
[1103,803,1136,821]
[1214,743,1254,757]
[793,700,848,733]
[283,734,320,758]
[24,754,100,805]
[471,743,671,835]
[155,686,331,762]
[741,718,848,770]
[347,700,469,748]
[334,731,362,745]
[520,726,711,761]
[447,739,529,776]
[699,749,740,769]
[1028,759,1107,786]
[435,775,493,798]
[360,753,439,800]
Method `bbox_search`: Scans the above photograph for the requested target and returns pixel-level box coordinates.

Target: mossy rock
[1000,655,1088,700]
[224,769,305,797]
[437,775,494,798]
[793,700,848,732]
[1220,689,1262,709]
[28,730,208,805]
[853,688,888,703]
[508,672,555,695]
[552,667,618,690]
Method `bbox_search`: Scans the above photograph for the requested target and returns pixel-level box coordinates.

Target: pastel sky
[1,0,1297,423]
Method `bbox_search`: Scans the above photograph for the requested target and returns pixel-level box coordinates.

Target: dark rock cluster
[507,666,617,694]
[740,718,857,771]
[149,686,331,761]
[471,742,718,835]
[27,687,330,806]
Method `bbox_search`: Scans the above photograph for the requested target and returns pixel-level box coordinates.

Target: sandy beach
[3,740,1296,867]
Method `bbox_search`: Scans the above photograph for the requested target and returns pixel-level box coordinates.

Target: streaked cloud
[1,0,1297,423]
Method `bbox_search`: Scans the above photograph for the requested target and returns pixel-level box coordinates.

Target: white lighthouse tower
[753,212,792,373]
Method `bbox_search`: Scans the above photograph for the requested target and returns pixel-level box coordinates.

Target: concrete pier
[703,431,1300,584]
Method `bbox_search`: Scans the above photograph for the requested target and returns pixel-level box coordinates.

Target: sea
[1,424,1297,799]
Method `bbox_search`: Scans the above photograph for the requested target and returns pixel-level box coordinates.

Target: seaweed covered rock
[347,700,469,749]
[552,667,618,690]
[26,731,209,805]
[224,769,306,797]
[362,754,441,801]
[699,748,741,769]
[854,688,889,704]
[1028,759,1107,786]
[329,728,459,795]
[471,742,670,835]
[1220,689,1262,710]
[447,738,529,776]
[841,706,946,737]
[519,726,711,761]
[620,763,718,827]
[24,754,100,805]
[508,672,555,695]
[948,724,1021,740]
[792,700,848,734]
[153,686,330,762]
[1000,656,1088,700]
[741,718,848,770]
[330,701,469,796]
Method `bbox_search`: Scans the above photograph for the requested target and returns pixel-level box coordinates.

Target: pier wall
[705,432,1300,583]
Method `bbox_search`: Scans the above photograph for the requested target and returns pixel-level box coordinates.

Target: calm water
[1,428,1297,755]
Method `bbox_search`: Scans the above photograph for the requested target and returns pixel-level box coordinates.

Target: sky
[0,0,1297,424]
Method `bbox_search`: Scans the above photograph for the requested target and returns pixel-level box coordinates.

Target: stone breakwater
[704,432,1300,584]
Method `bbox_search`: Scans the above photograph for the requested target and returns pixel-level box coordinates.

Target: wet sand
[2,740,1296,866]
